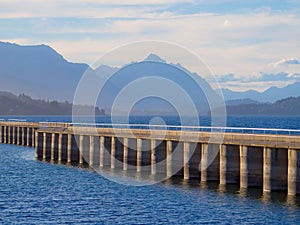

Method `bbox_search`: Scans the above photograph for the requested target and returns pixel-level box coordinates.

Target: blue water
[2,115,300,129]
[1,144,300,224]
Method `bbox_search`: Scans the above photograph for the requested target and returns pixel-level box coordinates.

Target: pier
[1,121,300,195]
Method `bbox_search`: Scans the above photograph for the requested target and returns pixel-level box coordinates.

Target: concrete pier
[110,136,115,169]
[151,139,156,175]
[288,149,300,195]
[183,142,190,180]
[1,121,300,195]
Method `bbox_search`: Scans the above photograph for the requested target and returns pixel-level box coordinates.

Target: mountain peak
[144,53,166,63]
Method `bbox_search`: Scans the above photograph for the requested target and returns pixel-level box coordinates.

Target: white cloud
[269,58,300,68]
[1,1,300,91]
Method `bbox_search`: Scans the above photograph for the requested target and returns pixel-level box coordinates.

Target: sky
[0,0,300,91]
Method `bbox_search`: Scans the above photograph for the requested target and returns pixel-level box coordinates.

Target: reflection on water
[56,161,300,208]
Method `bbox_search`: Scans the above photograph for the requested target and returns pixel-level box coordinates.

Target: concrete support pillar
[51,133,55,161]
[67,134,72,163]
[110,136,115,169]
[123,138,128,171]
[35,131,38,151]
[32,128,35,147]
[10,126,12,144]
[183,142,190,180]
[27,127,30,147]
[240,145,248,189]
[201,143,208,182]
[3,126,7,144]
[79,135,84,164]
[43,133,47,160]
[288,149,300,195]
[151,139,156,175]
[166,140,172,178]
[12,127,15,144]
[99,136,104,167]
[263,147,272,192]
[7,126,11,144]
[137,138,142,172]
[219,144,227,185]
[58,133,62,162]
[35,132,39,158]
[89,136,94,166]
[21,127,25,146]
[17,127,20,145]
[0,126,2,143]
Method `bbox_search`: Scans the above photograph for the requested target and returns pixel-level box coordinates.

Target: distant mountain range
[218,96,300,116]
[0,91,104,115]
[0,42,89,101]
[0,41,300,115]
[221,82,300,103]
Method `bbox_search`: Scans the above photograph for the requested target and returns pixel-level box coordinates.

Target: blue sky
[0,0,300,91]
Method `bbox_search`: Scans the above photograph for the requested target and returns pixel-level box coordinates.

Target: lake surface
[2,115,300,129]
[1,144,300,224]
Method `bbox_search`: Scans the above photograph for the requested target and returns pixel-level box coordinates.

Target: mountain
[222,82,300,103]
[0,41,90,101]
[144,53,166,63]
[226,98,262,106]
[2,41,299,116]
[94,54,222,115]
[213,96,300,115]
[0,91,105,115]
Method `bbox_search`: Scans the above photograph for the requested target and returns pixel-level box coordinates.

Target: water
[2,115,300,129]
[1,145,300,224]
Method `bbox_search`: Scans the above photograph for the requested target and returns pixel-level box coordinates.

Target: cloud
[1,1,300,92]
[217,73,239,83]
[218,71,300,84]
[269,58,300,68]
[255,72,291,82]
